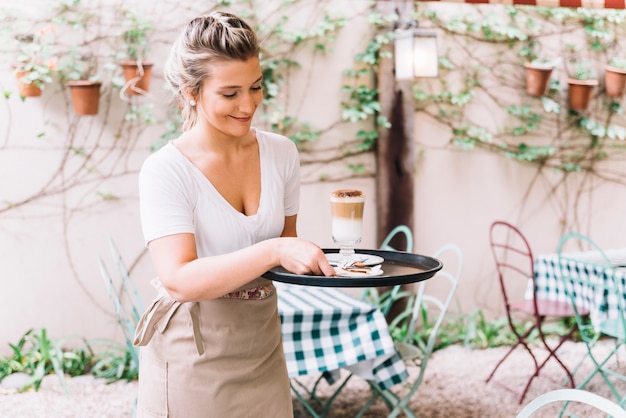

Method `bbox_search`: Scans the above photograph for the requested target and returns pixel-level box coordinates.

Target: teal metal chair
[557,232,626,408]
[291,225,414,418]
[356,243,462,418]
[516,389,626,418]
[363,225,414,316]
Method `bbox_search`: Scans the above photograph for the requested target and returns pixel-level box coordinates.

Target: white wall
[1,0,625,352]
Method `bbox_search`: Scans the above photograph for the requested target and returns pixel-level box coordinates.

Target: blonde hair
[164,11,260,131]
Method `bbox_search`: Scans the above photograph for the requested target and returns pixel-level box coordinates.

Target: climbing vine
[414,4,626,173]
[408,3,626,230]
[0,0,382,315]
[5,0,626,318]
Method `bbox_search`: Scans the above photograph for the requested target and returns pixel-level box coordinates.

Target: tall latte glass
[330,189,365,261]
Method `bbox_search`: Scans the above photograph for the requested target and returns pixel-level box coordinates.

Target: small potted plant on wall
[567,61,598,112]
[60,48,102,116]
[524,58,561,97]
[13,28,57,98]
[605,57,626,99]
[118,8,154,96]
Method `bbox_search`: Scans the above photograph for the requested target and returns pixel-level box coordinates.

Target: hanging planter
[67,80,102,115]
[120,60,153,96]
[13,27,56,98]
[566,61,598,112]
[15,70,43,97]
[524,63,554,96]
[117,8,154,97]
[605,65,626,99]
[567,78,598,112]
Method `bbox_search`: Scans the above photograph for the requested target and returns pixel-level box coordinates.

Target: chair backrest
[515,388,626,418]
[489,221,537,316]
[388,243,462,398]
[379,224,414,252]
[403,243,462,346]
[364,225,415,315]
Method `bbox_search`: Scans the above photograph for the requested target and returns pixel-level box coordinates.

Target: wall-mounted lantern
[394,27,439,80]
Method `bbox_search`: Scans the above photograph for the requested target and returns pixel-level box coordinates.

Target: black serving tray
[263,249,443,287]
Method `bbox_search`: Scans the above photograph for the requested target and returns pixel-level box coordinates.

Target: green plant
[257,11,348,149]
[0,328,94,393]
[13,27,57,90]
[89,340,139,382]
[367,285,578,353]
[0,352,25,380]
[98,238,145,383]
[340,10,395,151]
[570,60,598,81]
[118,7,154,62]
[529,57,561,68]
[58,47,98,82]
[413,3,626,201]
[608,57,626,69]
[389,302,462,354]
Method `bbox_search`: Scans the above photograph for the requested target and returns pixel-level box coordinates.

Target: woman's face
[196,57,263,138]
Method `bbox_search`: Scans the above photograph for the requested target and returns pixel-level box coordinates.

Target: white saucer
[333,265,384,277]
[326,253,384,266]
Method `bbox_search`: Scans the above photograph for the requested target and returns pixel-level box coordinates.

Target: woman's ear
[183,91,197,107]
[181,88,195,103]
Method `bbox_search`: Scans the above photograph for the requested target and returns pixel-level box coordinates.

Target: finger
[309,265,323,276]
[319,259,336,277]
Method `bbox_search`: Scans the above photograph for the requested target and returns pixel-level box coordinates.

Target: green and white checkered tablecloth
[277,283,408,391]
[532,249,626,326]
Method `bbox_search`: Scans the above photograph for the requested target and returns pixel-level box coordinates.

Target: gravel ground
[1,340,624,417]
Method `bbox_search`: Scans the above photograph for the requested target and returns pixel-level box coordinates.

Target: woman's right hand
[277,237,335,277]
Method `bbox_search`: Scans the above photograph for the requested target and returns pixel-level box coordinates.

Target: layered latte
[330,189,364,247]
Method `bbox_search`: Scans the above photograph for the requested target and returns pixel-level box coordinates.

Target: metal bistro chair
[486,221,583,404]
[362,225,415,316]
[356,243,462,418]
[558,232,626,408]
[291,225,414,417]
[516,389,626,418]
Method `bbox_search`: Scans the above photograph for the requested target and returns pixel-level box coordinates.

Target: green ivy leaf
[348,164,366,174]
[541,97,560,114]
[608,125,626,141]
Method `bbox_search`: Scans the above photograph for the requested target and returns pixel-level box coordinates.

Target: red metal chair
[485,221,587,404]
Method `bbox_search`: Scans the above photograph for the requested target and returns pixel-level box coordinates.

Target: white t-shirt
[138,129,300,257]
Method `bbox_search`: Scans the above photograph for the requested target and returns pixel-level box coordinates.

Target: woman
[133,11,335,418]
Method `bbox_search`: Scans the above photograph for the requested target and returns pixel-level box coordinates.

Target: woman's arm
[148,215,334,302]
[281,214,297,237]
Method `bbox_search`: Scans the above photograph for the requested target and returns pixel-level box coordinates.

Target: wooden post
[376,2,415,248]
[375,1,416,320]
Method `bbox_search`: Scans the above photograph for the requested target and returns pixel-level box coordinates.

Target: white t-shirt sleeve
[138,147,196,246]
[281,138,300,217]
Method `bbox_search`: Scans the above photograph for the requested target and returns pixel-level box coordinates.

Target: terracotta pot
[567,78,598,111]
[524,63,553,96]
[605,65,626,98]
[67,80,102,115]
[15,70,42,97]
[120,61,153,96]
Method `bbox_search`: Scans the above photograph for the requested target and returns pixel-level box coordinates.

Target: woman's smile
[231,115,252,123]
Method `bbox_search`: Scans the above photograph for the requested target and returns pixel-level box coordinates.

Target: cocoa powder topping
[331,189,363,198]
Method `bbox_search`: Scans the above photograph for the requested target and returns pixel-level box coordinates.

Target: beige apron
[133,277,293,418]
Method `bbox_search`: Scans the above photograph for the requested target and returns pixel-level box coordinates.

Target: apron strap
[133,290,205,355]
